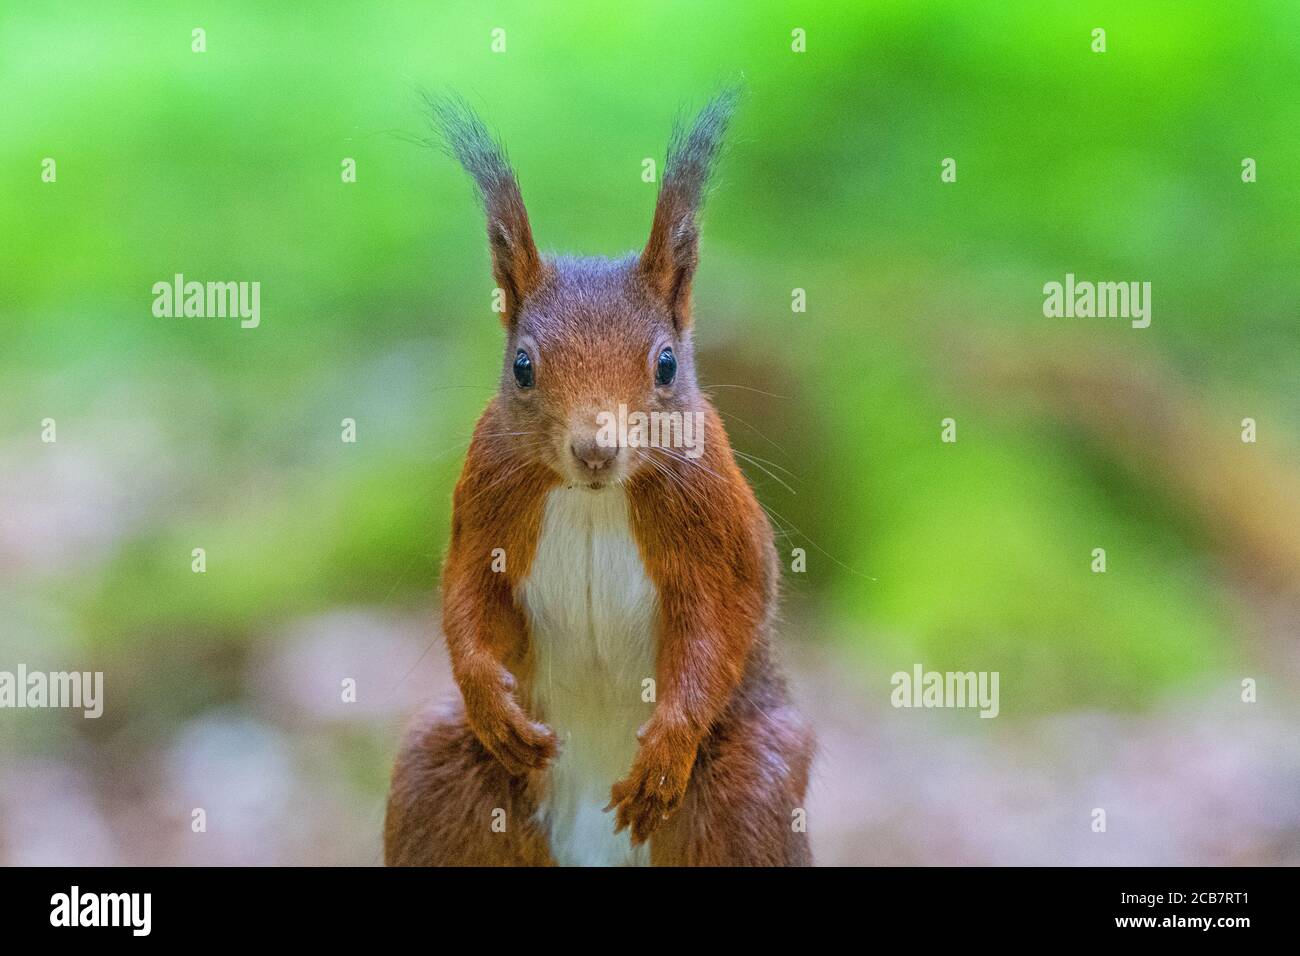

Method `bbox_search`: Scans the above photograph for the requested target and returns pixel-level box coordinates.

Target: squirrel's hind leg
[651,697,815,867]
[384,700,553,866]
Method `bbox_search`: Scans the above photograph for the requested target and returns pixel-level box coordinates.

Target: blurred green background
[2,1,1298,864]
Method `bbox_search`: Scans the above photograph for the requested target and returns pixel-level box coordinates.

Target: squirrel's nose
[571,438,619,472]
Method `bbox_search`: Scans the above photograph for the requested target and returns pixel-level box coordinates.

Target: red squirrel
[384,91,814,866]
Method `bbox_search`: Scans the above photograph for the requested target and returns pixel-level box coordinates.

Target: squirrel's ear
[639,87,739,331]
[426,95,543,325]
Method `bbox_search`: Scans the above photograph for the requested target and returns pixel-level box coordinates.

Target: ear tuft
[423,92,543,324]
[640,86,741,329]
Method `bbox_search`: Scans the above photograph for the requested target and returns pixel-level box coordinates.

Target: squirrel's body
[525,483,657,866]
[385,94,814,866]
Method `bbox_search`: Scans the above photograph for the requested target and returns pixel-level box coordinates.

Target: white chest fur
[518,485,658,866]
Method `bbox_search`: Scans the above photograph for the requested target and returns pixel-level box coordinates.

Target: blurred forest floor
[2,603,1296,866]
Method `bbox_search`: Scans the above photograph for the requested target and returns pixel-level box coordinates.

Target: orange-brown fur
[385,91,814,866]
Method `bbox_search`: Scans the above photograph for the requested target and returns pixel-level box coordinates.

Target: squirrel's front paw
[465,669,557,776]
[604,740,693,845]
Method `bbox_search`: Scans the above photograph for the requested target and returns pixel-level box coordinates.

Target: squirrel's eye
[513,350,534,388]
[655,347,677,386]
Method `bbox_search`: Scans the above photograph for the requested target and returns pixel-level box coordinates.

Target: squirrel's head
[429,90,737,489]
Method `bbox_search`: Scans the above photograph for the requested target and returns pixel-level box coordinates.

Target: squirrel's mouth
[564,477,614,492]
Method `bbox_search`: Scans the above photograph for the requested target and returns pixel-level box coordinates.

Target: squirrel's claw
[605,752,689,844]
[469,692,558,776]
